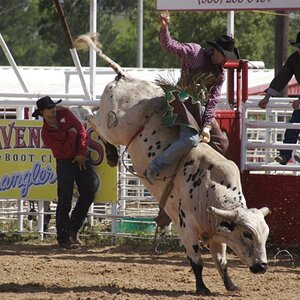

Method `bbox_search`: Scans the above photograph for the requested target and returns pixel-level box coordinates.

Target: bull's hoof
[226,284,239,291]
[224,272,239,291]
[196,287,211,296]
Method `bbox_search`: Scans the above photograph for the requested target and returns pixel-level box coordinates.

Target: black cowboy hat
[289,31,300,47]
[207,35,239,60]
[32,96,62,118]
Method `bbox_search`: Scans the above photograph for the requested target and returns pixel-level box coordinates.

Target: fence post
[17,199,24,232]
[37,200,44,240]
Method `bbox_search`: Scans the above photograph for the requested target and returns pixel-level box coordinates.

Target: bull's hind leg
[209,241,238,291]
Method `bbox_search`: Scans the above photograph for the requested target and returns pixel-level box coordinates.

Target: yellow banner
[0,120,117,203]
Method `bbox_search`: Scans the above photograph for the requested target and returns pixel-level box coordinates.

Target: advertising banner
[0,120,117,203]
[156,0,300,11]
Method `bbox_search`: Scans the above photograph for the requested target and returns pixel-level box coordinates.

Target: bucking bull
[74,34,270,296]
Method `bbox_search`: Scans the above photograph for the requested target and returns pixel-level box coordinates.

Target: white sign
[156,0,300,11]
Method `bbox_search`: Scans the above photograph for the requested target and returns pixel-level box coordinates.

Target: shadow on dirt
[0,282,237,298]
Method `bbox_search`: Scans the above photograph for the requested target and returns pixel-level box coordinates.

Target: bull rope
[121,118,189,209]
[89,114,180,208]
[159,154,188,209]
[115,108,189,210]
[121,108,163,181]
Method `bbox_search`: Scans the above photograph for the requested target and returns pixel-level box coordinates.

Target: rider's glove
[200,125,212,143]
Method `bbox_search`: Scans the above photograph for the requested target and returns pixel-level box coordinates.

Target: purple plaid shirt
[159,27,225,125]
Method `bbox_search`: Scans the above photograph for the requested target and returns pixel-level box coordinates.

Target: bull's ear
[259,207,270,217]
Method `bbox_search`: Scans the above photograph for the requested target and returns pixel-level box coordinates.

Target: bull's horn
[74,33,125,77]
[207,206,237,220]
[259,207,270,217]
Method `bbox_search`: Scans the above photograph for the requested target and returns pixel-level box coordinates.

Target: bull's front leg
[209,241,238,291]
[166,200,211,295]
[187,256,211,296]
[174,224,211,295]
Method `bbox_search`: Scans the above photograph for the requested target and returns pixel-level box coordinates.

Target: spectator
[32,96,98,249]
[258,31,300,165]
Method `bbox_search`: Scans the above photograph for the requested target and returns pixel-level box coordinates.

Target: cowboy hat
[32,96,62,118]
[289,31,300,47]
[207,35,239,60]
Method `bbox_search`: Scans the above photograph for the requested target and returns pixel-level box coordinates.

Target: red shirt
[41,107,87,159]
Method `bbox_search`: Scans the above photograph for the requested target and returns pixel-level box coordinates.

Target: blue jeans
[279,109,300,160]
[56,159,98,244]
[148,126,199,176]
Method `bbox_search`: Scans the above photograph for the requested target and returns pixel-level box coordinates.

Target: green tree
[288,10,300,54]
[36,0,135,66]
[0,0,53,65]
[111,1,275,68]
[234,10,274,67]
[38,0,91,66]
[1,1,299,69]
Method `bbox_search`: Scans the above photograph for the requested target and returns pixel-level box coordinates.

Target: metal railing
[0,101,159,239]
[2,96,300,238]
[241,97,300,174]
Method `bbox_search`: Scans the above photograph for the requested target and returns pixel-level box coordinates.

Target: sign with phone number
[156,0,300,11]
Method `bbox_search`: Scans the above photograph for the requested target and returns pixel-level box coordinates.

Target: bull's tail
[74,33,125,78]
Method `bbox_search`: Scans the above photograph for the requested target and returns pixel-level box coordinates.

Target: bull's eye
[220,221,236,232]
[243,231,253,240]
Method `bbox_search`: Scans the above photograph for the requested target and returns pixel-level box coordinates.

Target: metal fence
[0,151,160,239]
[0,101,160,239]
[1,96,300,239]
[241,97,300,175]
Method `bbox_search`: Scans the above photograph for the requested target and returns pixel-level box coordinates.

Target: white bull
[75,34,270,295]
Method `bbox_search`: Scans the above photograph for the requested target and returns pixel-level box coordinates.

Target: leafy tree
[38,0,91,66]
[0,0,299,70]
[234,10,274,67]
[36,0,135,66]
[0,0,52,65]
[122,3,275,68]
[288,10,300,54]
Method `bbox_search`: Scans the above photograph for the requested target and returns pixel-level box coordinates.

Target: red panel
[242,173,300,247]
[242,63,248,102]
[288,83,300,95]
[24,107,29,119]
[227,69,235,105]
[216,110,241,167]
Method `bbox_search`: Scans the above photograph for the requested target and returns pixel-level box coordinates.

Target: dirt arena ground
[0,240,299,300]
